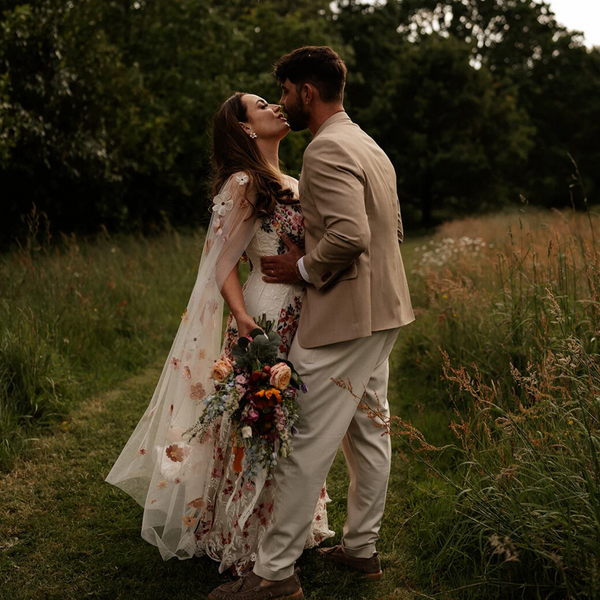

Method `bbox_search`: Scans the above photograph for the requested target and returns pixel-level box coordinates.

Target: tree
[0,0,342,247]
[337,0,600,221]
[368,34,532,225]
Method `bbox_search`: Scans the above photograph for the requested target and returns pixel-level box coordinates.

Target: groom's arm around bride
[210,45,414,600]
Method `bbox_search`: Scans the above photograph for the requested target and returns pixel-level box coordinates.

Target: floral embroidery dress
[202,176,333,573]
[106,172,332,576]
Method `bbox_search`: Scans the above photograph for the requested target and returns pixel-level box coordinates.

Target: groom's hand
[261,234,305,284]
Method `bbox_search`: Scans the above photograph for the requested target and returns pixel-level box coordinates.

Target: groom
[209,46,414,600]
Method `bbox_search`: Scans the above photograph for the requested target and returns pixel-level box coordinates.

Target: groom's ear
[302,83,317,105]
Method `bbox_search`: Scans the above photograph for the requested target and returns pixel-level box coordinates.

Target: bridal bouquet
[185,318,305,480]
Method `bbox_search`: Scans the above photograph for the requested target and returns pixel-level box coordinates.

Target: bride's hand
[236,314,260,339]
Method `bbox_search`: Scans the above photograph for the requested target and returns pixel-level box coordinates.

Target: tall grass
[0,207,203,469]
[392,207,600,598]
[4,201,600,596]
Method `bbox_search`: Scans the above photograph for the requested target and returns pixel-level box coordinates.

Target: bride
[106,92,333,574]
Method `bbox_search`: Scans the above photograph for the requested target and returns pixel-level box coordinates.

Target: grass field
[1,205,600,599]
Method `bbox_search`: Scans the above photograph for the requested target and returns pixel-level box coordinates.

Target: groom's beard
[285,96,310,131]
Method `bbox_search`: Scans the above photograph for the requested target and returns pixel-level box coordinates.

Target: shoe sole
[318,549,383,580]
[207,588,303,600]
[364,570,383,580]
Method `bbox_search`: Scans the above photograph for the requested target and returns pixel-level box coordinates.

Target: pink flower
[244,406,259,422]
[170,358,181,370]
[166,444,184,462]
[235,374,248,385]
[190,382,206,401]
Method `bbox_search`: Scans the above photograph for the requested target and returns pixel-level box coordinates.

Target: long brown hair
[210,92,294,218]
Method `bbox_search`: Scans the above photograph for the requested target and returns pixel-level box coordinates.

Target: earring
[248,132,257,139]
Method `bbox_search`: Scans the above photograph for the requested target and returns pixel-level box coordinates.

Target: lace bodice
[223,177,306,357]
[242,200,305,324]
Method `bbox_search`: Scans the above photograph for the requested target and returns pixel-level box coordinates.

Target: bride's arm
[220,263,259,338]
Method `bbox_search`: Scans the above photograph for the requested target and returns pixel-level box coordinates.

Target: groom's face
[279,79,310,132]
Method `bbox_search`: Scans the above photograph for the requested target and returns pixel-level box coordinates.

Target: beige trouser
[254,328,400,581]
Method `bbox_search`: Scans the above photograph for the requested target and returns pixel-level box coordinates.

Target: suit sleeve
[302,138,370,291]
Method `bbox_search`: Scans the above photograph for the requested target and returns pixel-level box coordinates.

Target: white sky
[547,0,600,47]
[356,1,600,48]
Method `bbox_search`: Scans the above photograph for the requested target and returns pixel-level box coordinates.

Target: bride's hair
[210,92,294,218]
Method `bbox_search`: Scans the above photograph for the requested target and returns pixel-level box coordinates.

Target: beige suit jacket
[297,112,414,348]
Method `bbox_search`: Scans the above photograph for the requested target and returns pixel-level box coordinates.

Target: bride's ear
[239,121,257,139]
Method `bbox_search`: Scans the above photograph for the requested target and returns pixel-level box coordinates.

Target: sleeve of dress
[204,173,259,290]
[104,172,259,561]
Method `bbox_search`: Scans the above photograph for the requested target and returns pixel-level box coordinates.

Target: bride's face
[241,94,290,141]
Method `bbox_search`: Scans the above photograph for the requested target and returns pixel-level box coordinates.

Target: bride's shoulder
[283,173,299,185]
[227,171,252,188]
[220,171,256,204]
[282,174,299,196]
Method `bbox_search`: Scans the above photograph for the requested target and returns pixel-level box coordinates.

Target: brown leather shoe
[208,571,304,600]
[317,545,383,579]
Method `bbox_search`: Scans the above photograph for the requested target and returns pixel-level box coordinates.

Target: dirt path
[0,363,413,600]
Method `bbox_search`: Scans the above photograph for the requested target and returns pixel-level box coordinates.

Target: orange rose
[270,362,292,390]
[211,356,233,380]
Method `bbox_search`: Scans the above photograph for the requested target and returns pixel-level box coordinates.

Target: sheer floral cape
[105,173,261,560]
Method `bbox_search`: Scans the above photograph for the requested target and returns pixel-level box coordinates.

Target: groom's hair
[274,46,346,103]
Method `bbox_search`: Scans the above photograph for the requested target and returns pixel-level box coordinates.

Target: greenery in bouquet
[185,317,305,480]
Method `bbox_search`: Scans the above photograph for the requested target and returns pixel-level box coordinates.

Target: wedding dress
[106,172,333,574]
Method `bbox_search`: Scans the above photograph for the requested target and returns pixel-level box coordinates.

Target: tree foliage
[0,0,339,244]
[338,0,600,224]
[1,0,599,241]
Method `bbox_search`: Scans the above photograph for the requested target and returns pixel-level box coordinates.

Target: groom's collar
[313,111,350,138]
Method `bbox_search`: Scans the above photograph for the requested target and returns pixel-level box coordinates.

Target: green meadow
[1,206,599,599]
